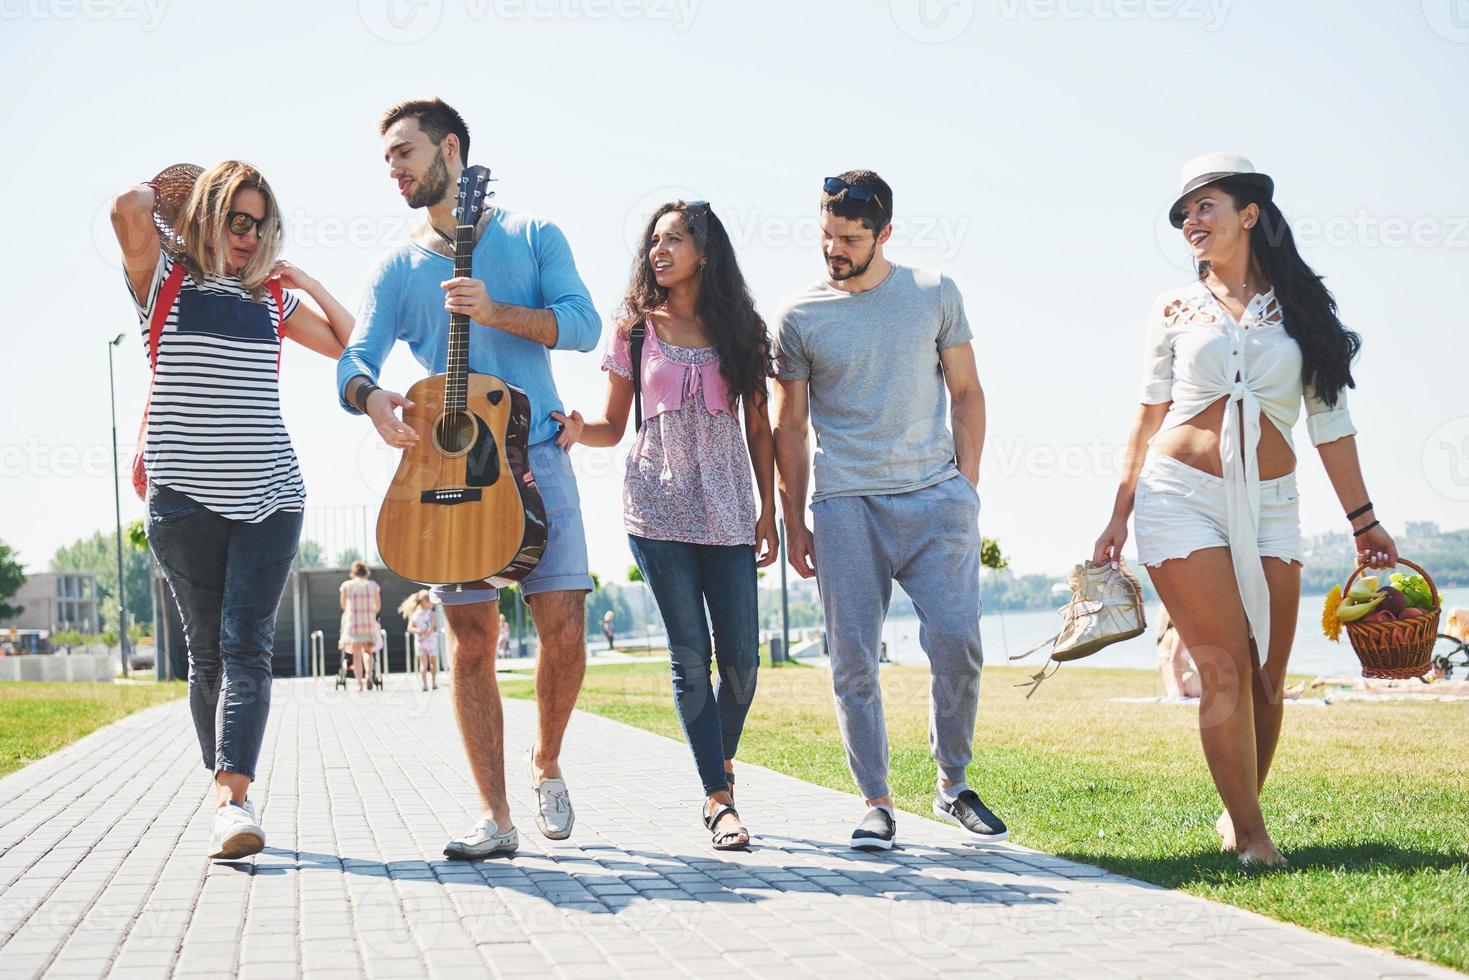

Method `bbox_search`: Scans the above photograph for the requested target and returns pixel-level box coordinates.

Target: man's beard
[827,242,876,281]
[407,153,450,209]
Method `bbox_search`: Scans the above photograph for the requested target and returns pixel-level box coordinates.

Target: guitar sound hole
[436,412,475,454]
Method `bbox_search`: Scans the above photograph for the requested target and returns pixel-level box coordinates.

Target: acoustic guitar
[375,165,547,587]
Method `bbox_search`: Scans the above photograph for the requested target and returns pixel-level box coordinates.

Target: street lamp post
[778,517,790,664]
[107,333,130,679]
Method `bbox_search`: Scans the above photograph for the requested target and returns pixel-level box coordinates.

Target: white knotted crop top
[1138,280,1357,666]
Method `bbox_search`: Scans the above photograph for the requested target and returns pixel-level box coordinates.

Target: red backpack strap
[133,260,186,502]
[147,262,188,371]
[268,279,287,373]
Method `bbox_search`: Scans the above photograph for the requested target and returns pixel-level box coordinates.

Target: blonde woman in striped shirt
[111,160,355,860]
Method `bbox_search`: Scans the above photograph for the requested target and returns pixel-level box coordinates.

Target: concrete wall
[0,652,114,682]
[155,565,437,679]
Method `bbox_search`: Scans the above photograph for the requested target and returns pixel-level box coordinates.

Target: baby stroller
[335,613,385,691]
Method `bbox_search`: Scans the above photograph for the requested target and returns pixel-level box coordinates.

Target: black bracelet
[1345,501,1373,521]
[352,379,380,414]
[1352,519,1381,538]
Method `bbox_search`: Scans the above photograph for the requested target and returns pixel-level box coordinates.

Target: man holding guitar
[338,98,600,859]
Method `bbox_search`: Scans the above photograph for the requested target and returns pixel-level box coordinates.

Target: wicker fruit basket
[1339,558,1440,679]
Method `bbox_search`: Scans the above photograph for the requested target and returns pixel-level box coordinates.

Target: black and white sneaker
[443,818,519,860]
[934,789,1009,842]
[850,806,897,851]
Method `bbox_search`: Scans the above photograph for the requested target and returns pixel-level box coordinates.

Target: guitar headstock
[453,165,495,232]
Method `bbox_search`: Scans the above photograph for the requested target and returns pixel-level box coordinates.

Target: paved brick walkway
[0,676,1457,979]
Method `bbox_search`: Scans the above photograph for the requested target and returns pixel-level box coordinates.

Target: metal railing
[309,625,450,683]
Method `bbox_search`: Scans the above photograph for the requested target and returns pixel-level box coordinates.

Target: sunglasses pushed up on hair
[822,177,886,214]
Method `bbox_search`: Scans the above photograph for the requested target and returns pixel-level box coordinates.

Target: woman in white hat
[1093,153,1397,866]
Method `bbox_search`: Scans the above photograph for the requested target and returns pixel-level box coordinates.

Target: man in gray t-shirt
[772,170,1006,852]
[775,263,972,499]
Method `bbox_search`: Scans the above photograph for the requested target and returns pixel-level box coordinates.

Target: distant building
[0,572,100,634]
[1303,531,1349,552]
[1405,521,1440,538]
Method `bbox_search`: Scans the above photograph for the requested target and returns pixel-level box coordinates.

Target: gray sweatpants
[812,475,984,801]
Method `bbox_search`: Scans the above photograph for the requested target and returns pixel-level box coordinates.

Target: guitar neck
[445,222,476,413]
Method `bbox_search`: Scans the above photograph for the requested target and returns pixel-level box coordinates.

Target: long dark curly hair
[1201,180,1361,407]
[618,202,772,408]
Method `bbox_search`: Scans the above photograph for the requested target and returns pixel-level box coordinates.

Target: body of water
[881,587,1469,679]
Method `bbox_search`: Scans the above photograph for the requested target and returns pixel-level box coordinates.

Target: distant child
[401,590,439,691]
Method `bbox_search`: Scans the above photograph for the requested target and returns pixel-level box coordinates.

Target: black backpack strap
[629,321,646,433]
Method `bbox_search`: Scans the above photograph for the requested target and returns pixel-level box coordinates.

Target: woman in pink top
[556,201,776,850]
[339,561,381,692]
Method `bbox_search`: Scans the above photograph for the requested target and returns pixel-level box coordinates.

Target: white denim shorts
[1133,453,1303,567]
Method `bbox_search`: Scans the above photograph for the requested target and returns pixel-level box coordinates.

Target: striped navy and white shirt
[129,250,306,522]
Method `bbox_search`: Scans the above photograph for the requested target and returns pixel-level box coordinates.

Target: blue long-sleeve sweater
[337,206,600,446]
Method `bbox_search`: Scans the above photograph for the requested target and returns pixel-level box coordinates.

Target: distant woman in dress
[340,561,381,691]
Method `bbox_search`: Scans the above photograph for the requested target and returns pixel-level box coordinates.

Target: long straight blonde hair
[175,160,282,299]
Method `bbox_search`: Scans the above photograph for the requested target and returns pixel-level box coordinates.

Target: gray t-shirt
[774,263,973,502]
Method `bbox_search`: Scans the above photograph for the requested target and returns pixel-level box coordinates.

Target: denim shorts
[431,439,593,606]
[1133,454,1303,567]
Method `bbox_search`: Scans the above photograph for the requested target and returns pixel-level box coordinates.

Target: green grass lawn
[0,681,187,778]
[502,662,1469,972]
[604,642,809,669]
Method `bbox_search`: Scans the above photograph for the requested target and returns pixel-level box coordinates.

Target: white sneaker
[209,801,264,860]
[525,749,574,840]
[443,818,519,860]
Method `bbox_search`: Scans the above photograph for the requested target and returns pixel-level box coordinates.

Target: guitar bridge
[419,488,483,505]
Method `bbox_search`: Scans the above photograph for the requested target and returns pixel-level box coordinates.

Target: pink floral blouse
[602,327,757,547]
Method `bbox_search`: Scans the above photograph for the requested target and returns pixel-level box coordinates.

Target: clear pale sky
[2,0,1466,580]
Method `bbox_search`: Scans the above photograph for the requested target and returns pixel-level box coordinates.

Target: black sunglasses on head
[226,210,268,237]
[822,177,886,214]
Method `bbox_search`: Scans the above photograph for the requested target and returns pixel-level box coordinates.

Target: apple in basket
[1376,586,1409,618]
[1401,607,1429,619]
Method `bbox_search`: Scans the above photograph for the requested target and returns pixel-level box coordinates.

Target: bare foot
[1216,811,1237,852]
[1237,839,1288,868]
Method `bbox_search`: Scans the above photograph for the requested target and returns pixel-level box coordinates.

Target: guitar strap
[630,320,646,433]
[131,262,287,501]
